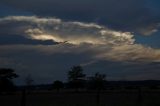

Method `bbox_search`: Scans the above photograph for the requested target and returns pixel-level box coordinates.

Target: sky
[0,0,160,85]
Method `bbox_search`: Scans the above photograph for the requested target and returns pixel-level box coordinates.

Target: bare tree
[89,72,106,106]
[89,72,106,90]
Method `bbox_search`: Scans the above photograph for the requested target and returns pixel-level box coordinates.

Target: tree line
[0,65,107,93]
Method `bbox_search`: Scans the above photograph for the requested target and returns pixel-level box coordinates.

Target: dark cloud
[2,47,160,84]
[0,42,160,84]
[1,0,160,35]
[0,45,94,84]
[0,4,32,16]
[84,60,160,80]
[0,34,58,45]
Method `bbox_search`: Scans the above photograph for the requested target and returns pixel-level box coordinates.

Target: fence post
[96,90,100,106]
[21,89,26,106]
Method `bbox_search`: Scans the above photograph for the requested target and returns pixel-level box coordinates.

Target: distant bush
[87,72,107,90]
[52,80,64,91]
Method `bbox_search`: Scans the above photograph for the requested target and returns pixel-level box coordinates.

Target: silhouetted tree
[68,66,85,81]
[0,68,18,93]
[67,65,86,90]
[88,72,106,106]
[52,80,64,92]
[88,72,106,90]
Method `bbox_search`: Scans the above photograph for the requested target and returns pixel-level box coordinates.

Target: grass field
[0,89,160,106]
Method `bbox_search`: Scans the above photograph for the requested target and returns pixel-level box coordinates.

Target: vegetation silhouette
[0,68,18,93]
[67,65,86,90]
[88,72,107,106]
[1,66,160,106]
[88,72,106,90]
[52,80,64,92]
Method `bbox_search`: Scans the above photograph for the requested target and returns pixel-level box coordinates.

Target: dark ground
[0,89,160,106]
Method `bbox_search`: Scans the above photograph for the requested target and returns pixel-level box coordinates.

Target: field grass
[0,89,160,106]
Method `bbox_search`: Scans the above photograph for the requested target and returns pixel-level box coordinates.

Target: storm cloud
[0,16,160,63]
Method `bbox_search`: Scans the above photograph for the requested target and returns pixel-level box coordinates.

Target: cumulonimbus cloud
[0,16,135,45]
[0,16,160,63]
